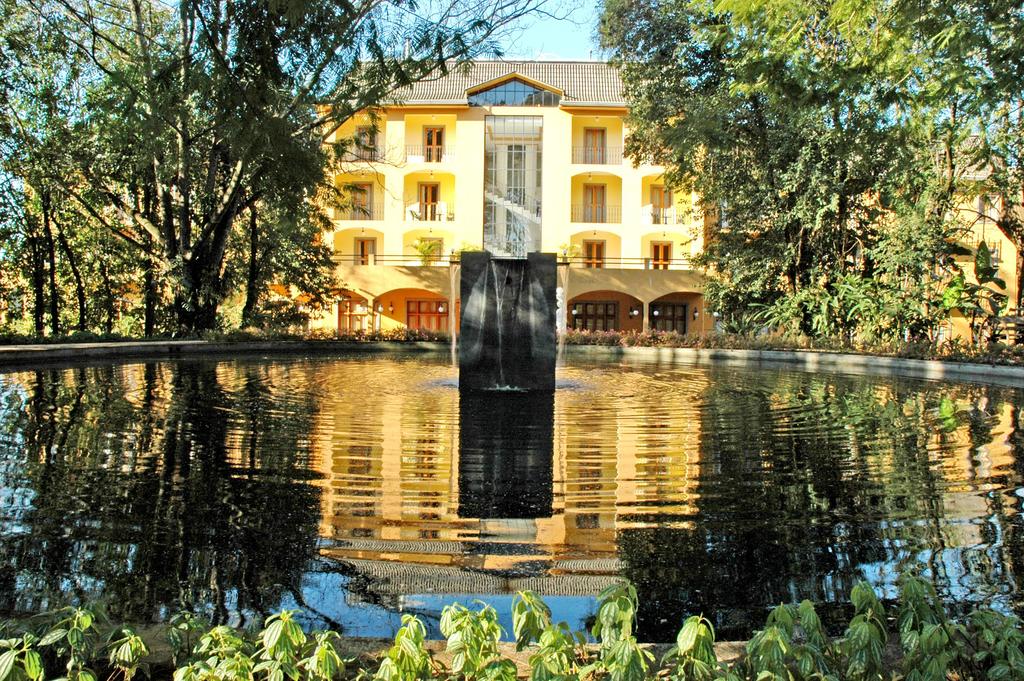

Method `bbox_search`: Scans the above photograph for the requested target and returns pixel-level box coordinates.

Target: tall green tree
[10,0,552,333]
[600,0,1022,341]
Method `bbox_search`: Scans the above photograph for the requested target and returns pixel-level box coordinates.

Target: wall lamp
[438,303,446,313]
[376,303,383,313]
[388,303,394,313]
[629,306,640,318]
[652,309,660,317]
[693,308,700,320]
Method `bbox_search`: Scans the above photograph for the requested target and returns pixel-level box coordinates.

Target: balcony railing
[332,253,693,270]
[405,145,454,163]
[971,239,1002,265]
[642,206,686,225]
[341,146,382,162]
[332,202,384,221]
[571,147,624,164]
[334,253,458,267]
[571,205,622,224]
[560,256,693,270]
[404,199,454,222]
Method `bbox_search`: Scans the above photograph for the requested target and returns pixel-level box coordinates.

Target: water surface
[0,355,1021,640]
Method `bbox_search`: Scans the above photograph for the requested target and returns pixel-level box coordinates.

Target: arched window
[469,78,560,106]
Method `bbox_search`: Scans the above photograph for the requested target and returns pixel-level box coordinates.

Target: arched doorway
[648,292,703,334]
[336,290,371,333]
[376,287,457,332]
[567,290,643,332]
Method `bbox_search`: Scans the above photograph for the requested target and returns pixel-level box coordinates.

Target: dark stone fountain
[458,251,557,392]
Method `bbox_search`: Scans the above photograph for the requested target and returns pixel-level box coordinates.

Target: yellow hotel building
[316,61,713,336]
[312,60,1019,340]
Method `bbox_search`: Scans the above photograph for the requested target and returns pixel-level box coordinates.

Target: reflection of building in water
[458,391,554,519]
[315,369,707,603]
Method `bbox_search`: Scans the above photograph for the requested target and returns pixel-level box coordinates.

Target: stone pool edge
[564,344,1024,387]
[0,339,451,367]
[1,339,1022,386]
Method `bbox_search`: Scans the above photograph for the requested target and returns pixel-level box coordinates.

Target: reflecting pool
[0,355,1022,641]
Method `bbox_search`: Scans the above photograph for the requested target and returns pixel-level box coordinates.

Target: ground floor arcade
[309,260,712,336]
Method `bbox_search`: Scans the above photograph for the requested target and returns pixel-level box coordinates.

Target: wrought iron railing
[331,254,695,270]
[403,198,454,222]
[570,204,622,224]
[405,145,454,163]
[559,256,693,270]
[332,202,384,221]
[333,253,457,266]
[648,207,686,225]
[571,147,624,164]
[341,147,381,162]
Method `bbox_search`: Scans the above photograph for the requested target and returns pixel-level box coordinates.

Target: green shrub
[561,329,1024,366]
[440,603,516,681]
[375,615,432,681]
[2,574,1024,680]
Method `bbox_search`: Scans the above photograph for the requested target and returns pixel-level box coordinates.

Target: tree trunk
[55,215,87,331]
[1016,249,1023,345]
[1015,242,1023,312]
[99,258,115,334]
[173,211,236,333]
[29,232,46,336]
[144,255,157,337]
[241,206,259,328]
[40,193,60,336]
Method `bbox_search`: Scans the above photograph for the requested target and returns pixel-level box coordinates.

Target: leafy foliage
[1,0,550,334]
[1,575,1024,680]
[375,615,433,681]
[600,0,1023,345]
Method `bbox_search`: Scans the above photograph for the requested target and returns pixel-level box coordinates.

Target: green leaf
[0,650,16,681]
[263,620,284,652]
[39,629,67,647]
[24,651,42,681]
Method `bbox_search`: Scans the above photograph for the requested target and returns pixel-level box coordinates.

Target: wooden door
[651,242,671,269]
[583,184,606,223]
[424,127,445,162]
[355,126,376,159]
[583,240,605,268]
[356,237,376,265]
[352,183,372,219]
[418,183,440,221]
[584,128,606,164]
[651,186,673,224]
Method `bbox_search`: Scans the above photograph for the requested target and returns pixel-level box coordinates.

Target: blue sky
[499,0,604,60]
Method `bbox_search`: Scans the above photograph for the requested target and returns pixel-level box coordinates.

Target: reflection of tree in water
[0,361,322,625]
[618,371,1024,641]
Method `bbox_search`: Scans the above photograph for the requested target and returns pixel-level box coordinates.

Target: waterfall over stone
[458,251,556,392]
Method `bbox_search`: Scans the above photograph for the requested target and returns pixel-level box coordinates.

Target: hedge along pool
[0,354,1021,641]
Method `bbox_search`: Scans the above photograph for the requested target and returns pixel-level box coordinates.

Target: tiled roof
[390,61,625,106]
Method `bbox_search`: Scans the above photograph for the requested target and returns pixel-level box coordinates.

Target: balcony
[405,145,455,163]
[642,206,686,225]
[331,253,695,271]
[560,256,693,271]
[404,200,454,223]
[571,205,622,224]
[341,148,382,162]
[334,253,458,267]
[333,202,384,221]
[572,147,623,165]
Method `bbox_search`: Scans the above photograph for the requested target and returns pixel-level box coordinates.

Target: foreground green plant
[2,573,1024,680]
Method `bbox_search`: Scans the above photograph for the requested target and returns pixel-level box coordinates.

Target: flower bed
[561,330,1024,366]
